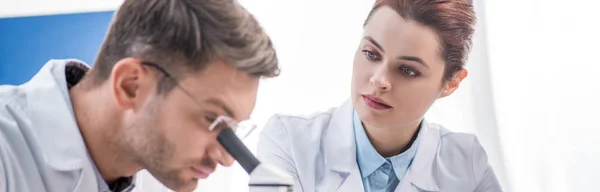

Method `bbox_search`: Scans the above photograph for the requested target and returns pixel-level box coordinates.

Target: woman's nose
[369,68,391,92]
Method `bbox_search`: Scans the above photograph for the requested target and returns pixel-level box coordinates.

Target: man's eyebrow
[205,98,235,119]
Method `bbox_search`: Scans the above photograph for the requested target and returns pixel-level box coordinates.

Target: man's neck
[69,85,141,183]
[363,120,421,157]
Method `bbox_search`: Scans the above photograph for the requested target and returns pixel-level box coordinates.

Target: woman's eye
[400,66,420,77]
[361,50,381,61]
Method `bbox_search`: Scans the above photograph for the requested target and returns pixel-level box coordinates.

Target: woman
[258,0,502,191]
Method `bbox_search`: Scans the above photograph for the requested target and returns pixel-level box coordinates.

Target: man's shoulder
[0,84,29,135]
[0,84,23,106]
[0,85,23,134]
[0,85,28,191]
[0,138,6,192]
[0,85,90,192]
[0,85,27,149]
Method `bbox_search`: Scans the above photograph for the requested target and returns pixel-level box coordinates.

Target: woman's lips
[362,94,392,110]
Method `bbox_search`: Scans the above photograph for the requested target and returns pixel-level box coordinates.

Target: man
[0,0,279,191]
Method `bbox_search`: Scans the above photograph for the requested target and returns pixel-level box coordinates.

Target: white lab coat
[257,100,503,192]
[0,61,101,192]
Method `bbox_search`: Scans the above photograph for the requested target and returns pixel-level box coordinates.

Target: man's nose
[208,143,235,167]
[200,156,218,170]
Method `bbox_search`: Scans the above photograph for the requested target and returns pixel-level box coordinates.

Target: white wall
[485,1,600,192]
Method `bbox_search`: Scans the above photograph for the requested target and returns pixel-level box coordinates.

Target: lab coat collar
[19,59,92,172]
[323,100,363,191]
[404,119,441,191]
[324,99,356,173]
[323,99,441,191]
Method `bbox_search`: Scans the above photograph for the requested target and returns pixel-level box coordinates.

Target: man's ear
[439,69,468,98]
[110,58,153,110]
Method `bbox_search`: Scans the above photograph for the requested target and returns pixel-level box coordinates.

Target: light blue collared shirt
[353,110,421,192]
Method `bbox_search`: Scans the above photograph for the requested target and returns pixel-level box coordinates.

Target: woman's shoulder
[425,121,491,171]
[422,122,500,190]
[430,122,484,153]
[261,107,338,139]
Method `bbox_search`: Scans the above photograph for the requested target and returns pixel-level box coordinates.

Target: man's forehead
[194,88,257,119]
[179,61,259,121]
[204,97,235,119]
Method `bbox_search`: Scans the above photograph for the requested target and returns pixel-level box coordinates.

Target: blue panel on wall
[0,11,114,85]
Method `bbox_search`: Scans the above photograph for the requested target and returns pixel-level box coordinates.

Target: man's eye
[205,115,217,124]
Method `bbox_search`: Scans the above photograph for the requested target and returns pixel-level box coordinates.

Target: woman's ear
[439,69,468,98]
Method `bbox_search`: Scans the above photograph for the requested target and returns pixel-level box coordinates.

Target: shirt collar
[353,110,422,180]
[389,125,421,181]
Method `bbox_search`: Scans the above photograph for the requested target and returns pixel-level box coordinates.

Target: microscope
[217,128,294,192]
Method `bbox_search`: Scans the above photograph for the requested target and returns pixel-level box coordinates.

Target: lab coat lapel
[395,120,441,192]
[335,167,363,192]
[19,60,98,191]
[322,100,364,191]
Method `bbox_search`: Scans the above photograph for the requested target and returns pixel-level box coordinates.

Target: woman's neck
[363,120,421,157]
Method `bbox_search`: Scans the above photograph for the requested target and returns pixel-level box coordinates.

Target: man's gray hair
[89,0,279,92]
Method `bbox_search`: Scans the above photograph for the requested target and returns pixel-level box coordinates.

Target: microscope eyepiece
[217,128,261,174]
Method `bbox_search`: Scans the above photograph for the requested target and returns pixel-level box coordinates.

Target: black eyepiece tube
[217,128,260,174]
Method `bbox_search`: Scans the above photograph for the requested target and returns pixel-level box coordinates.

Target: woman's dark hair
[365,0,476,81]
